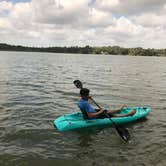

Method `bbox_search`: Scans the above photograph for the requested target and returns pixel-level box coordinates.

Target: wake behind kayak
[54,107,151,132]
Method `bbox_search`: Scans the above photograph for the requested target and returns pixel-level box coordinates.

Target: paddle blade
[116,126,130,142]
[104,113,130,142]
[73,80,83,89]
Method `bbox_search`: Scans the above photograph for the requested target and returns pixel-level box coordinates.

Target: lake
[0,51,166,166]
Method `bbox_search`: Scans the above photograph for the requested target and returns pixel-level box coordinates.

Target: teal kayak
[54,107,151,131]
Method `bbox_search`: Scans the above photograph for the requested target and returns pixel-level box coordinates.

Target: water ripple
[0,52,166,166]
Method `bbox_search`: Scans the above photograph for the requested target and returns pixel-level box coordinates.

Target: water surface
[0,51,166,166]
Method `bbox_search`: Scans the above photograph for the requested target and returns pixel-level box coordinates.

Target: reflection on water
[0,51,166,166]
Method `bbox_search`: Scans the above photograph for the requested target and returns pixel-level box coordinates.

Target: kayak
[54,107,151,131]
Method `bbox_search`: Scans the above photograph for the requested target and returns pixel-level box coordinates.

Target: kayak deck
[54,107,151,131]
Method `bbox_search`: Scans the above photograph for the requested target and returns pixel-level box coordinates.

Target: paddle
[73,80,130,142]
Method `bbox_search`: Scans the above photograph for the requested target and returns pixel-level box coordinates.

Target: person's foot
[127,109,136,116]
[120,104,127,111]
[115,105,127,113]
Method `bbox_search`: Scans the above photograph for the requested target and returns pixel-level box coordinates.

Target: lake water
[0,51,165,166]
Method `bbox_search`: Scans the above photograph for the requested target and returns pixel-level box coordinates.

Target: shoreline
[0,43,166,57]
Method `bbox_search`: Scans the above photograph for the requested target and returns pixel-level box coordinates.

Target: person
[78,88,136,119]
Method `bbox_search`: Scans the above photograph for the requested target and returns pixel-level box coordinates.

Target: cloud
[0,0,166,48]
[95,0,166,15]
[133,13,166,27]
[105,17,142,37]
[0,1,12,11]
[31,0,89,25]
[94,0,120,11]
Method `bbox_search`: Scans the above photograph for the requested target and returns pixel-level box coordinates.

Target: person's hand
[88,96,92,99]
[99,109,105,113]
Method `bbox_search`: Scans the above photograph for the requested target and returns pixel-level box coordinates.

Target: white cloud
[84,8,115,27]
[0,0,166,48]
[95,0,120,11]
[0,1,12,11]
[133,13,166,27]
[0,17,11,29]
[95,0,166,14]
[31,0,89,25]
[164,4,166,10]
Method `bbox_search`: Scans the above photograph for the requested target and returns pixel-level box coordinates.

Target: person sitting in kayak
[78,88,136,119]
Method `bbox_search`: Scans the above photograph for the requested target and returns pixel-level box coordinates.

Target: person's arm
[87,109,104,118]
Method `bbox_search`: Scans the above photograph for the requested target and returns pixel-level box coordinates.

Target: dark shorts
[95,109,113,119]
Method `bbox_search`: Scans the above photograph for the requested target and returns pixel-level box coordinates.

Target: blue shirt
[78,99,97,115]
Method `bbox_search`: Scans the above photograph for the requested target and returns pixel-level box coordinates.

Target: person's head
[80,88,90,98]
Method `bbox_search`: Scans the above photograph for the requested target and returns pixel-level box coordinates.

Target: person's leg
[110,109,136,117]
[106,105,127,114]
[107,109,121,114]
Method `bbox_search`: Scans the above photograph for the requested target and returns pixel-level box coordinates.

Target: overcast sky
[0,0,166,48]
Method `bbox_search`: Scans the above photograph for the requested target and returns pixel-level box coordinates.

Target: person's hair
[80,88,90,96]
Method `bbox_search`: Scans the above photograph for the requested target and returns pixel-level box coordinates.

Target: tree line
[0,43,166,56]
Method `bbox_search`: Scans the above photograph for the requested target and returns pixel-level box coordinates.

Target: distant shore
[0,43,165,57]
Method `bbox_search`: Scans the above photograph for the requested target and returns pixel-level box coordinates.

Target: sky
[0,0,166,48]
